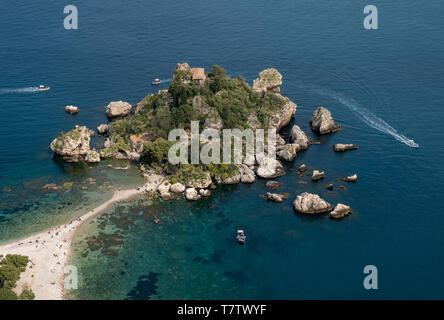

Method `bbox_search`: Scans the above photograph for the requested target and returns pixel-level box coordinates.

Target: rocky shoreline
[49,63,359,219]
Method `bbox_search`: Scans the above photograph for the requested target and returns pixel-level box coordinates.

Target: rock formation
[333,144,358,152]
[105,101,132,118]
[263,192,289,203]
[311,170,325,181]
[298,164,308,172]
[199,189,211,197]
[170,183,186,194]
[97,124,110,136]
[239,165,256,183]
[65,105,79,114]
[289,125,311,149]
[265,181,281,190]
[293,192,332,214]
[310,107,341,134]
[185,188,201,201]
[276,144,299,162]
[330,203,352,219]
[85,149,100,163]
[50,126,97,162]
[256,157,285,179]
[341,174,358,182]
[253,68,283,93]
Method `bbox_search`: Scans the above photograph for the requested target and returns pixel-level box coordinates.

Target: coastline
[0,183,151,300]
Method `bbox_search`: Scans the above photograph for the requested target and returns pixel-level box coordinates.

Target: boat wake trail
[308,86,419,148]
[0,87,38,94]
[158,78,171,84]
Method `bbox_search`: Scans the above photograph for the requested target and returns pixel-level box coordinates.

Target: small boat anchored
[236,230,246,245]
[37,85,50,91]
[151,78,161,85]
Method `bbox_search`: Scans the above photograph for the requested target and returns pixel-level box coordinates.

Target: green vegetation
[0,254,34,300]
[103,64,285,184]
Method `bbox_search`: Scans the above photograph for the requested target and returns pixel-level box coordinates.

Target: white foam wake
[309,87,419,148]
[0,87,38,94]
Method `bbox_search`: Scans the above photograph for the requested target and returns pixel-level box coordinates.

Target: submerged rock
[333,143,358,152]
[105,101,132,118]
[265,180,282,190]
[330,203,352,219]
[293,192,332,214]
[289,125,311,149]
[325,184,334,190]
[310,107,341,134]
[263,192,289,203]
[311,170,325,181]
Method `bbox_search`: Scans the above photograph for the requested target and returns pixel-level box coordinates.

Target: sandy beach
[0,180,158,300]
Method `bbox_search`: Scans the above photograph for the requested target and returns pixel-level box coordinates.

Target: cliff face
[50,125,97,162]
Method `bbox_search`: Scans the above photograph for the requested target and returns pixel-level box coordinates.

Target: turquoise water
[1,0,444,298]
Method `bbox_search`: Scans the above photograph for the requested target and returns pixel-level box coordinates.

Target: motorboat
[236,230,246,245]
[151,78,161,85]
[37,85,50,91]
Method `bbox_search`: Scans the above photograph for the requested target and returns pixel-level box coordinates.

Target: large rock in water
[65,105,79,114]
[276,144,299,162]
[50,126,95,162]
[170,183,186,194]
[105,101,132,118]
[289,125,311,149]
[293,192,332,214]
[310,107,341,134]
[253,68,283,93]
[265,99,297,131]
[97,124,110,136]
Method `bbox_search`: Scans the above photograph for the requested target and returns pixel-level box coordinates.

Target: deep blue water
[1,0,444,299]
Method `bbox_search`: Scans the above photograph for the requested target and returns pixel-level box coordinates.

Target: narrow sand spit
[0,183,154,300]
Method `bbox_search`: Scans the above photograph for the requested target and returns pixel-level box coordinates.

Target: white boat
[237,230,246,245]
[37,85,50,91]
[151,78,161,85]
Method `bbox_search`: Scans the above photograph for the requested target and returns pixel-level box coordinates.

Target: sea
[1,0,443,299]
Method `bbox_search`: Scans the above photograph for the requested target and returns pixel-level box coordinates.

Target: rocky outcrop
[50,126,95,162]
[311,170,325,181]
[199,189,211,197]
[185,188,201,201]
[256,157,285,179]
[266,99,297,131]
[157,181,171,195]
[263,192,289,203]
[239,165,256,183]
[97,124,110,136]
[186,172,212,189]
[276,144,299,162]
[105,101,132,118]
[85,149,100,163]
[333,144,358,152]
[289,125,311,149]
[65,105,79,114]
[265,181,281,190]
[253,68,282,93]
[170,183,186,194]
[341,174,357,182]
[298,164,308,172]
[293,192,332,214]
[330,203,352,219]
[310,107,341,134]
